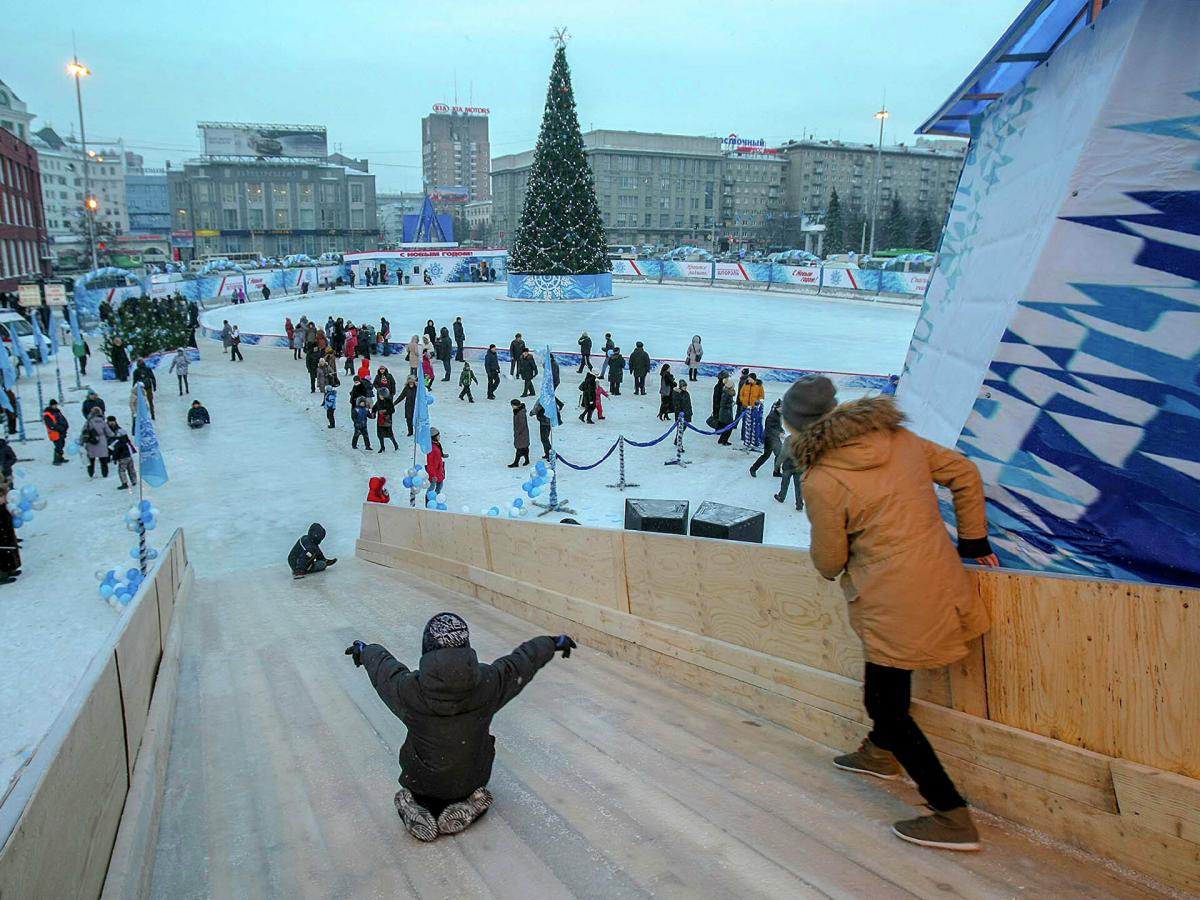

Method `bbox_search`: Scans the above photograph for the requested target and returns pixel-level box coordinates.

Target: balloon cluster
[7,470,47,529]
[402,464,449,511]
[124,500,160,533]
[96,565,147,608]
[482,459,551,519]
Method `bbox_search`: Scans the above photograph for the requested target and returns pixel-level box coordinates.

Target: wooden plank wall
[357,504,1200,893]
[0,530,193,900]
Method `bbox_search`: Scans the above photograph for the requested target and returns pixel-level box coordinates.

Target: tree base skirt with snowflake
[507,273,613,301]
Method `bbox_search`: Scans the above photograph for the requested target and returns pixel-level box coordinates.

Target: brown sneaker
[833,739,901,780]
[892,806,981,851]
[394,789,438,842]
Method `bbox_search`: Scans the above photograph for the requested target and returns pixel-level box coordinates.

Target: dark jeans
[326,409,336,428]
[776,471,802,506]
[863,663,966,812]
[717,422,734,445]
[52,437,65,462]
[455,340,464,362]
[377,427,399,450]
[577,355,591,372]
[609,379,621,396]
[511,447,529,466]
[230,344,243,361]
[633,374,646,394]
[688,367,698,381]
[750,446,777,475]
[459,384,474,401]
[486,372,500,399]
[352,427,372,450]
[87,456,110,477]
[79,356,88,374]
[442,359,451,380]
[177,374,189,395]
[521,378,535,397]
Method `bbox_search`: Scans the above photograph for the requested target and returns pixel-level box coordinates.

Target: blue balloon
[99,584,114,598]
[19,486,35,499]
[147,549,159,560]
[487,507,500,517]
[402,476,413,488]
[126,567,139,581]
[535,460,548,475]
[12,516,22,528]
[521,481,532,492]
[144,517,157,531]
[18,499,31,512]
[140,500,153,514]
[413,464,423,472]
[20,511,32,522]
[530,486,542,498]
[426,395,435,406]
[130,547,141,559]
[436,502,448,511]
[426,490,438,501]
[105,570,118,583]
[513,498,523,508]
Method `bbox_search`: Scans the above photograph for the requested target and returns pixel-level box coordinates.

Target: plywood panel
[153,566,174,648]
[980,571,1200,777]
[418,510,489,569]
[1112,759,1200,844]
[359,502,381,543]
[0,660,129,899]
[485,518,630,612]
[115,589,164,781]
[375,505,426,554]
[622,530,864,680]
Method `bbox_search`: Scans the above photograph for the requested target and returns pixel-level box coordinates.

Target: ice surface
[0,283,917,794]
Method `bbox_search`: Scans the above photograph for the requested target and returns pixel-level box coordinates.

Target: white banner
[714,262,749,281]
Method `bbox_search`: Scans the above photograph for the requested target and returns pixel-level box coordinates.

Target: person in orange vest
[42,399,69,465]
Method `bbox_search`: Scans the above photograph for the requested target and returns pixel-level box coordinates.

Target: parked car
[0,311,41,363]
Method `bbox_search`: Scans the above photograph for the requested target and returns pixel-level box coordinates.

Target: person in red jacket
[358,358,371,382]
[421,350,435,389]
[367,476,391,504]
[426,428,448,500]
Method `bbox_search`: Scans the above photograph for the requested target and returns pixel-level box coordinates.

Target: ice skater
[344,614,575,841]
[288,522,337,579]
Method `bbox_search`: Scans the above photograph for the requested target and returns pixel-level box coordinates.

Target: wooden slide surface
[148,559,1168,899]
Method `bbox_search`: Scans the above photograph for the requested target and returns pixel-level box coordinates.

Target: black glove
[344,640,366,666]
[554,635,577,658]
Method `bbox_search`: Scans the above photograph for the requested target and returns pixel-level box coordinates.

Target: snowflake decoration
[427,262,443,277]
[526,275,571,299]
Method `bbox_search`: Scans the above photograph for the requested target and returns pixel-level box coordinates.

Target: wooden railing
[0,530,193,899]
[357,505,1199,893]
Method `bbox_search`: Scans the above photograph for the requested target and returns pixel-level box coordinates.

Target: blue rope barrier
[555,439,620,471]
[684,409,747,436]
[623,422,677,448]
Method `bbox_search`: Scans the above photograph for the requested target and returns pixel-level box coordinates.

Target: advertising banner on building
[201,124,328,159]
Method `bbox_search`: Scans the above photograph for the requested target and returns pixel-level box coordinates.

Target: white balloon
[460,505,471,514]
[508,507,520,518]
[31,499,47,511]
[436,493,447,504]
[519,507,529,516]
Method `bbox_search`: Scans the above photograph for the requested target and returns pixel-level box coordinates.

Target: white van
[0,311,43,364]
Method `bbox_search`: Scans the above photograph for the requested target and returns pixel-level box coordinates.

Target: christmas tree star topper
[550,27,570,48]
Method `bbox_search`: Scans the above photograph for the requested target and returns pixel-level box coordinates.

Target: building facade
[0,125,49,292]
[493,130,785,251]
[777,137,966,243]
[126,171,170,233]
[0,79,34,144]
[421,107,490,202]
[463,199,492,243]
[167,156,378,260]
[376,191,424,244]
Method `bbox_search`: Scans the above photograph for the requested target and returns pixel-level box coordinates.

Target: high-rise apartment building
[421,105,490,202]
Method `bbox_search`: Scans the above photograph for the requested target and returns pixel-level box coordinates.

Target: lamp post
[67,59,99,272]
[868,107,889,257]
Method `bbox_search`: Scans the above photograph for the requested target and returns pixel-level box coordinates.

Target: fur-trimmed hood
[790,396,906,470]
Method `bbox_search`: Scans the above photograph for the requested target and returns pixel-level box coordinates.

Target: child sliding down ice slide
[288,522,338,579]
[345,612,576,841]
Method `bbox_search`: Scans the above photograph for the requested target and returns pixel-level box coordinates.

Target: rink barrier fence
[610,258,929,298]
[356,504,1200,894]
[0,529,193,900]
[100,347,200,383]
[193,326,892,392]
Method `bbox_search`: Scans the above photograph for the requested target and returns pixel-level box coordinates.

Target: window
[246,182,264,204]
[618,195,637,208]
[659,158,670,174]
[619,156,635,172]
[674,214,684,227]
[274,208,289,228]
[659,213,669,227]
[194,182,211,202]
[645,195,654,209]
[320,183,338,204]
[351,209,364,228]
[299,208,314,229]
[691,197,700,210]
[223,208,238,228]
[248,208,264,228]
[619,175,637,189]
[272,183,289,206]
[706,160,716,175]
[659,197,669,210]
[644,213,652,227]
[674,197,684,210]
[350,183,363,203]
[221,183,236,205]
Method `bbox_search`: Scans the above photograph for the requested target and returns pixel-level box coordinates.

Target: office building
[376,191,424,244]
[126,171,171,234]
[492,129,785,251]
[0,78,34,144]
[421,105,490,202]
[0,124,49,292]
[463,199,492,243]
[168,158,377,260]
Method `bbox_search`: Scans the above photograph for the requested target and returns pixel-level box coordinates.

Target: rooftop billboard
[200,124,328,159]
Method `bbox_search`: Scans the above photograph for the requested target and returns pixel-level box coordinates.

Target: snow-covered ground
[1,283,917,796]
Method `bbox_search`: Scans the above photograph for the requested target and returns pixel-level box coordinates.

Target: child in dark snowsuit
[345,613,576,841]
[351,398,374,450]
[288,522,337,578]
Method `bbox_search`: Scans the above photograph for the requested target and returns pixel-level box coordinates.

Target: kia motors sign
[431,104,490,115]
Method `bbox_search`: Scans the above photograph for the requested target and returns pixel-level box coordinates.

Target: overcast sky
[6,0,1026,193]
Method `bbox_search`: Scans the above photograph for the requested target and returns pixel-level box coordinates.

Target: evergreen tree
[913,210,937,251]
[509,43,609,275]
[883,197,911,251]
[102,295,193,360]
[823,189,845,255]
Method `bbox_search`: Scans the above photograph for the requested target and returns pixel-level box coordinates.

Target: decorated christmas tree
[509,37,610,277]
[102,296,193,360]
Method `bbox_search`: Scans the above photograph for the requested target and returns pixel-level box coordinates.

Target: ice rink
[1,283,918,795]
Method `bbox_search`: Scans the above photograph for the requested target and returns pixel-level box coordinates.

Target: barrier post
[664,414,691,467]
[605,436,641,490]
[535,429,575,517]
[741,401,764,453]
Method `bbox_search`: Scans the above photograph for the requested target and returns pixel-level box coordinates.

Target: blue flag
[415,369,432,455]
[29,314,49,362]
[0,338,16,391]
[539,346,560,428]
[12,321,34,375]
[135,383,168,487]
[48,310,60,355]
[67,305,82,346]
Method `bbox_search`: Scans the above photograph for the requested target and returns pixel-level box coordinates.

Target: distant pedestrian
[578,372,597,424]
[351,397,375,450]
[458,362,478,402]
[374,388,399,452]
[132,359,157,419]
[750,399,784,476]
[484,344,501,400]
[518,350,538,398]
[230,326,244,362]
[323,384,337,428]
[629,342,651,395]
[577,331,592,372]
[406,335,421,377]
[187,400,211,429]
[599,333,615,379]
[716,380,737,446]
[426,428,448,496]
[657,364,676,420]
[685,335,703,381]
[509,333,526,378]
[607,347,625,396]
[221,320,233,355]
[531,401,553,460]
[168,348,190,395]
[437,327,453,381]
[399,375,417,436]
[509,400,530,467]
[424,319,437,345]
[672,380,693,423]
[84,406,113,478]
[453,317,466,362]
[107,416,136,488]
[109,336,130,382]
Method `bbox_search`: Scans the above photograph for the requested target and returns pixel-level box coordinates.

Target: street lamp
[67,58,99,272]
[868,107,889,257]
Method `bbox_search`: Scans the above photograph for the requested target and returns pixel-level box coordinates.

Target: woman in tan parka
[784,375,998,852]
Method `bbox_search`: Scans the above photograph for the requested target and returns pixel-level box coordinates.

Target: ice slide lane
[147,560,1167,900]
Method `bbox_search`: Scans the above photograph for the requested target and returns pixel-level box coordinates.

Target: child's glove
[554,635,577,658]
[344,640,366,667]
